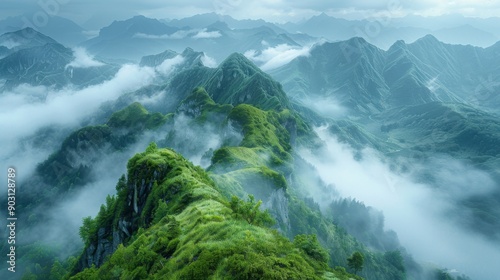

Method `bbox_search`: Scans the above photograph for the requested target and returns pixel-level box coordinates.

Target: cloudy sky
[1,0,500,25]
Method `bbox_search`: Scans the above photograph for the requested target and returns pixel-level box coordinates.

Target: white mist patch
[155,55,184,75]
[299,126,500,280]
[192,29,222,39]
[168,114,224,167]
[66,47,105,69]
[23,126,173,258]
[201,53,218,68]
[0,64,155,143]
[245,43,313,71]
[0,39,21,49]
[299,95,348,118]
[134,29,197,40]
[0,64,158,189]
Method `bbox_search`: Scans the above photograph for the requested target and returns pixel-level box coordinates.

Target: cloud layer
[244,43,314,71]
[299,126,500,280]
[66,47,105,68]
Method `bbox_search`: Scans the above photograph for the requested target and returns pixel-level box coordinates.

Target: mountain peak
[387,39,408,52]
[416,34,441,44]
[203,52,290,110]
[0,27,58,49]
[316,12,330,19]
[221,52,260,71]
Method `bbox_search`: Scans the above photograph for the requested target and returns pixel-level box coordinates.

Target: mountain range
[1,12,499,280]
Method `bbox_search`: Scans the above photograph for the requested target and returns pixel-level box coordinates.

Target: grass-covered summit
[70,144,360,280]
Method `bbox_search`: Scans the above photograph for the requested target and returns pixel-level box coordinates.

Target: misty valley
[0,6,499,280]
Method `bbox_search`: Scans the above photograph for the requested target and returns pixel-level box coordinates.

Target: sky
[1,0,500,26]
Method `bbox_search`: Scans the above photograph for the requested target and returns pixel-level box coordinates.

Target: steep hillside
[270,35,500,114]
[167,52,291,111]
[69,145,359,280]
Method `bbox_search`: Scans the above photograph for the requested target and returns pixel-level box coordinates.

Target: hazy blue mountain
[139,49,178,67]
[0,15,87,46]
[0,27,58,53]
[280,13,499,49]
[82,15,308,63]
[165,12,289,34]
[0,28,119,89]
[139,47,204,69]
[270,34,500,246]
[280,13,430,50]
[271,35,500,114]
[392,14,500,40]
[433,24,498,47]
[270,37,389,114]
[80,15,180,61]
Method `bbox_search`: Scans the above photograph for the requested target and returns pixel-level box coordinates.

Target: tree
[79,216,97,246]
[293,234,329,263]
[347,251,364,275]
[229,195,274,227]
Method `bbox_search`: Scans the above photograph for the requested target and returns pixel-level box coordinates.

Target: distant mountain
[280,13,500,49]
[271,35,500,114]
[82,15,312,62]
[0,15,87,46]
[166,52,290,111]
[0,28,119,89]
[270,35,500,244]
[433,24,498,47]
[270,37,389,114]
[80,15,180,61]
[165,12,289,34]
[0,27,58,53]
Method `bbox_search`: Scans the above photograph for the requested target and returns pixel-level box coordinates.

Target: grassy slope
[70,146,359,280]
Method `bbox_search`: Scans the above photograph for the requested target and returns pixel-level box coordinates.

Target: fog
[299,126,500,279]
[133,28,222,40]
[23,127,170,258]
[244,43,314,71]
[0,47,241,276]
[66,47,105,69]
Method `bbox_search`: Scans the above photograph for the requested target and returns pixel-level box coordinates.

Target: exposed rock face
[76,159,171,271]
[263,188,290,232]
[78,228,116,269]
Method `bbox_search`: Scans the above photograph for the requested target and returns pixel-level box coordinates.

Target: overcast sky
[1,0,500,26]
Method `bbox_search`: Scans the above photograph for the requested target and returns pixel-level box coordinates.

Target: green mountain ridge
[2,39,476,279]
[11,82,413,279]
[70,145,359,280]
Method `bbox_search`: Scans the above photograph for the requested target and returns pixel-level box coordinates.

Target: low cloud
[201,53,218,68]
[0,40,21,49]
[134,29,197,40]
[155,54,185,75]
[134,28,221,40]
[299,126,500,280]
[299,95,348,118]
[244,43,315,71]
[66,47,105,69]
[0,64,155,144]
[0,64,159,194]
[192,28,222,39]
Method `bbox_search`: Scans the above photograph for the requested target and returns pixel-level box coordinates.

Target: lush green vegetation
[70,145,359,280]
[347,251,364,275]
[107,102,168,130]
